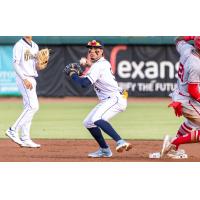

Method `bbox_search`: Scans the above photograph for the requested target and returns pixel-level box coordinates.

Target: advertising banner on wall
[37,44,180,97]
[0,44,180,97]
[0,46,19,95]
[108,45,180,97]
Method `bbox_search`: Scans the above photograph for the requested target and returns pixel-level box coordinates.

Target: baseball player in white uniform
[6,36,41,148]
[65,40,132,157]
[161,36,200,158]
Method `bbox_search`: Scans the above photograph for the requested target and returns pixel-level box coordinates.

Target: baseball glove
[64,63,83,76]
[36,48,50,70]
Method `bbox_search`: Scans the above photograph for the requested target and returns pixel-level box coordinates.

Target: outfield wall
[0,36,181,97]
[0,36,176,45]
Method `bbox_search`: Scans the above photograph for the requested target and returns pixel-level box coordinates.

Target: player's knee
[83,118,96,128]
[83,119,90,128]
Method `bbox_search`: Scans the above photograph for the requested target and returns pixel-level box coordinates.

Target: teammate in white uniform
[6,36,41,148]
[161,36,200,158]
[66,40,132,157]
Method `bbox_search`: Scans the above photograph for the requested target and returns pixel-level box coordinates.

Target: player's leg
[87,127,109,149]
[161,105,200,157]
[91,97,122,141]
[83,104,112,157]
[87,127,113,158]
[20,122,40,148]
[6,76,28,145]
[91,96,132,152]
[169,102,200,149]
[20,78,40,148]
[7,77,40,147]
[21,121,31,141]
[83,103,109,148]
[175,120,193,138]
[171,118,200,150]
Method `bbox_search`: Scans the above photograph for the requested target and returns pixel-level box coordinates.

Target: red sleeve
[188,83,200,102]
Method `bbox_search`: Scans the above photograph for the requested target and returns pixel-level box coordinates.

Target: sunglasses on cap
[87,40,103,48]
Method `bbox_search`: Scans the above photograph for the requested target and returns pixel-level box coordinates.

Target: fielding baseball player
[161,36,200,158]
[6,36,41,148]
[65,40,132,157]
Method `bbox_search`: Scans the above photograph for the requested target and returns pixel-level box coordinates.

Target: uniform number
[178,63,184,82]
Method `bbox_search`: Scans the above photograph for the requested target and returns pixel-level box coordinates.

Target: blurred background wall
[0,36,180,97]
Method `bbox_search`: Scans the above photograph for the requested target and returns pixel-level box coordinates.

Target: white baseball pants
[83,94,127,128]
[11,76,39,140]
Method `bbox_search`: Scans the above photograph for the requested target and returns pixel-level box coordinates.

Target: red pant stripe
[181,125,192,134]
[176,131,183,137]
[183,122,192,130]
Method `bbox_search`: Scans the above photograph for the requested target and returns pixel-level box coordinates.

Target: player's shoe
[5,127,23,145]
[88,147,112,158]
[116,139,132,153]
[161,135,187,159]
[166,149,188,159]
[20,139,41,148]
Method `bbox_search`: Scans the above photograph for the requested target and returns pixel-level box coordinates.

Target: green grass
[0,101,183,140]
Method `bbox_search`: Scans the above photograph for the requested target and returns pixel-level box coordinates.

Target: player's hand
[23,79,33,90]
[80,57,92,67]
[168,101,182,117]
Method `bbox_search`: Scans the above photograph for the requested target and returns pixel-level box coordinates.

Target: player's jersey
[172,40,198,98]
[170,40,200,116]
[86,57,122,100]
[13,38,39,77]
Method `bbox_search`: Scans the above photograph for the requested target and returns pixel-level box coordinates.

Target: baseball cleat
[116,140,132,153]
[5,127,23,145]
[88,147,112,158]
[178,149,186,154]
[161,135,187,159]
[166,149,188,159]
[20,139,41,148]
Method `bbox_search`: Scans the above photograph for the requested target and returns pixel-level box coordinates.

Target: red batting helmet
[194,36,200,50]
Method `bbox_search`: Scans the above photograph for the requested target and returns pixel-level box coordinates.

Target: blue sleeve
[71,73,92,88]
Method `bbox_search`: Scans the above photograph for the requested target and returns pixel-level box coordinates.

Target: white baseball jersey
[13,38,39,78]
[86,57,122,100]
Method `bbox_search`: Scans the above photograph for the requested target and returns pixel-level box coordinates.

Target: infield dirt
[0,139,200,162]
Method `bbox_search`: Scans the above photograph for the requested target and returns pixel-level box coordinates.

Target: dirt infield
[1,97,199,162]
[0,139,200,162]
